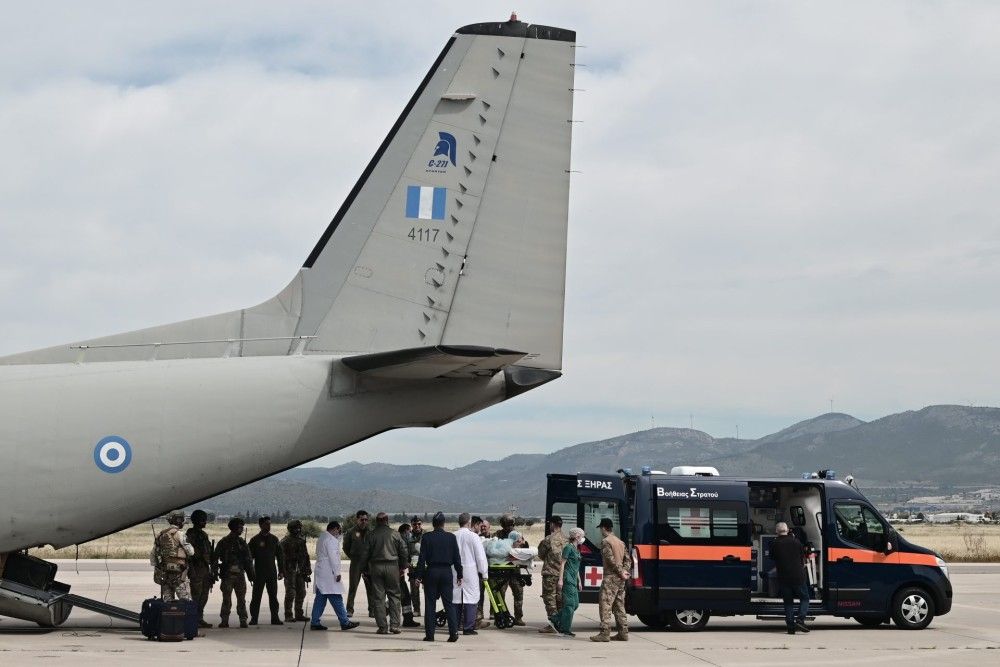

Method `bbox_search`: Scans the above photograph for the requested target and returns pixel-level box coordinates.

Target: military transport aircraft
[0,17,575,625]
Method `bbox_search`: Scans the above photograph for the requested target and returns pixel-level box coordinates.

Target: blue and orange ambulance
[545,467,952,630]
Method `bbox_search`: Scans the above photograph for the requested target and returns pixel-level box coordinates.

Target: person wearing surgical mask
[549,527,585,638]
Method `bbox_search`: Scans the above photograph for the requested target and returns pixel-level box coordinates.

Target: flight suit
[279,532,311,621]
[215,534,253,625]
[343,525,372,616]
[366,524,409,632]
[186,525,215,624]
[248,532,285,623]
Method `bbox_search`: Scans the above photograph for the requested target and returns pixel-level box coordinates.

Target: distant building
[927,512,986,524]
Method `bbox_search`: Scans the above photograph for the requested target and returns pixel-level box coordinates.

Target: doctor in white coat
[453,512,488,634]
[310,521,360,631]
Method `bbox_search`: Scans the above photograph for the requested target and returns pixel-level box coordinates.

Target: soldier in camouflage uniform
[186,509,216,628]
[535,515,566,633]
[279,519,312,622]
[153,510,195,602]
[406,516,423,616]
[492,515,528,625]
[214,517,254,628]
[590,517,631,642]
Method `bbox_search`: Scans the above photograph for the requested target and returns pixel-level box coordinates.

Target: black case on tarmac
[140,597,198,641]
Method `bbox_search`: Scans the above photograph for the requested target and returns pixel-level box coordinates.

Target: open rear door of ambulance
[545,473,628,603]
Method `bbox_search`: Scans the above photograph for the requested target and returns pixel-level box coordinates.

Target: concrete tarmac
[1,561,997,665]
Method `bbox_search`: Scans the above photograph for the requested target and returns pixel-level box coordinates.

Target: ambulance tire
[853,615,889,628]
[666,609,710,632]
[890,586,935,630]
[637,613,669,630]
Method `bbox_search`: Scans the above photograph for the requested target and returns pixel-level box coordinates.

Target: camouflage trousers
[161,575,192,602]
[540,574,563,617]
[188,564,214,620]
[489,568,524,620]
[220,572,248,621]
[598,577,627,634]
[284,571,308,619]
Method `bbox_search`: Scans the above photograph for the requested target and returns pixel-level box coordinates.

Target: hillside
[195,405,1000,516]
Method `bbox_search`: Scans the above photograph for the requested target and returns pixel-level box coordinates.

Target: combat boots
[611,629,628,641]
[219,617,229,628]
[590,631,611,642]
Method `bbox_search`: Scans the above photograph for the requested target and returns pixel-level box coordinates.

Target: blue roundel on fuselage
[94,436,132,473]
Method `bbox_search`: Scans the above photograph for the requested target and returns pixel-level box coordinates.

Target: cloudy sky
[2,2,999,467]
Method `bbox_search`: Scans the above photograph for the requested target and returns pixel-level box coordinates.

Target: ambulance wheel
[891,586,934,630]
[666,609,710,632]
[637,613,669,630]
[853,615,889,628]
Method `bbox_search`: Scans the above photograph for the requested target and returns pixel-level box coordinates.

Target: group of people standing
[536,516,631,641]
[152,508,633,642]
[154,509,326,629]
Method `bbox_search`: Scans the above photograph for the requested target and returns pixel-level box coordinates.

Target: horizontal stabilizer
[342,345,526,379]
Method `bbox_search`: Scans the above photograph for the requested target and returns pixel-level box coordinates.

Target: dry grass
[894,523,1000,562]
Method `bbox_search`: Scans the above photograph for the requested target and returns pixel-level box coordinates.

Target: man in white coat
[453,512,488,635]
[310,521,361,631]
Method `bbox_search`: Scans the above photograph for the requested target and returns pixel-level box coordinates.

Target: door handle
[837,556,854,563]
[723,555,741,562]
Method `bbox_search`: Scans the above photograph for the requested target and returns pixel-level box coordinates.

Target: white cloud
[2,2,999,466]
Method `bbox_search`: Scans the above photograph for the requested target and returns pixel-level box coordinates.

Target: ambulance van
[545,468,952,631]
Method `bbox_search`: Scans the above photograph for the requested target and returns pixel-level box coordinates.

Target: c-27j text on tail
[0,18,575,558]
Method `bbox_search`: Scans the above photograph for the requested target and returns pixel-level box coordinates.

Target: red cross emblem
[681,507,709,534]
[584,566,603,587]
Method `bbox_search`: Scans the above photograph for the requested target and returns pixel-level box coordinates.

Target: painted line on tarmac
[951,602,1000,614]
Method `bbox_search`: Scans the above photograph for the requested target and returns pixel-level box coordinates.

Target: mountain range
[196,405,1000,517]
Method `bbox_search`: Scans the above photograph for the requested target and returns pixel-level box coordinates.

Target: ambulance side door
[654,480,752,612]
[825,501,896,613]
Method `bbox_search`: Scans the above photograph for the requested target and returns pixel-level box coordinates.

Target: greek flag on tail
[405,186,447,220]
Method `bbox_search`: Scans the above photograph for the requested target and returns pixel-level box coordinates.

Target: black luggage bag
[140,597,198,641]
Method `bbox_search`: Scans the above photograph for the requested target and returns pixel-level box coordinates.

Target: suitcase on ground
[159,600,186,642]
[140,597,163,640]
[180,599,199,640]
[139,597,198,641]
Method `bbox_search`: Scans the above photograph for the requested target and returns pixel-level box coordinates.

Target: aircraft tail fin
[299,19,575,371]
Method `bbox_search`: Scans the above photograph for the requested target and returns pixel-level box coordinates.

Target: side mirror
[883,541,894,555]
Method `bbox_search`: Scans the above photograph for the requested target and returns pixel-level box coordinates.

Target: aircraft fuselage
[0,355,505,552]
